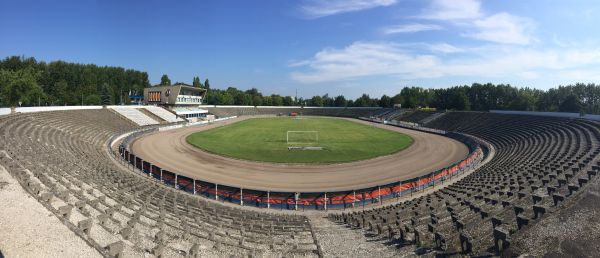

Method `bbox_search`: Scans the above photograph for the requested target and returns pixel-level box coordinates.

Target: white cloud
[466,13,536,45]
[429,43,464,53]
[556,69,600,82]
[517,71,540,79]
[290,41,600,83]
[290,42,440,83]
[381,23,444,34]
[415,1,537,45]
[300,0,397,19]
[419,0,483,20]
[552,34,571,48]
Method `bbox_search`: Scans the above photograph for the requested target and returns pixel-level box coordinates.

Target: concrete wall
[0,108,11,116]
[15,106,103,113]
[197,105,383,110]
[490,110,600,121]
[106,105,145,109]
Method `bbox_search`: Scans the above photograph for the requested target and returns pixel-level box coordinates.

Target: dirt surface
[131,117,469,192]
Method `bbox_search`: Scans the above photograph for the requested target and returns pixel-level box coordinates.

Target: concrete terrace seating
[420,112,446,125]
[205,106,384,118]
[382,109,406,121]
[145,106,184,123]
[395,110,438,124]
[5,108,598,257]
[370,109,407,121]
[0,109,319,257]
[329,111,600,256]
[111,107,160,126]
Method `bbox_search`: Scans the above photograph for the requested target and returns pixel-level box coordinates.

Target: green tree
[283,96,294,106]
[559,95,582,113]
[192,76,202,87]
[0,68,45,106]
[54,80,68,105]
[451,90,470,110]
[204,79,210,89]
[391,94,404,107]
[0,56,150,106]
[160,74,171,86]
[216,92,234,105]
[400,87,420,108]
[100,83,112,105]
[508,88,537,111]
[242,94,253,105]
[271,95,284,106]
[334,95,347,107]
[252,95,263,106]
[233,92,245,105]
[263,96,273,106]
[310,95,324,107]
[354,94,374,107]
[322,94,334,106]
[245,88,259,96]
[379,94,392,108]
[85,94,101,105]
[0,68,46,106]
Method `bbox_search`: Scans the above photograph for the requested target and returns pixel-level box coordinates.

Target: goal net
[287,131,319,144]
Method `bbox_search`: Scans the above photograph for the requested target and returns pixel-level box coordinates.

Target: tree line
[0,56,597,114]
[205,83,594,114]
[0,56,153,106]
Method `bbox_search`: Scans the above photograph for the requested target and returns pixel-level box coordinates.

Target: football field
[186,117,413,164]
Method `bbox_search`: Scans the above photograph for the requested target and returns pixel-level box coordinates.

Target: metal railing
[111,117,491,211]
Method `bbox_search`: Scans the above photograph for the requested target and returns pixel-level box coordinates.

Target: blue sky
[1,0,600,98]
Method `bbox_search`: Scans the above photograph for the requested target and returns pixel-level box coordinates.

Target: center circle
[186,117,414,164]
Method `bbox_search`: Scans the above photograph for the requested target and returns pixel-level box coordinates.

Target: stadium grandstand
[144,84,209,122]
[4,1,600,256]
[1,105,599,257]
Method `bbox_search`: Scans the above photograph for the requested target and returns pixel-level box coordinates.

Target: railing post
[175,174,178,189]
[193,180,196,195]
[267,191,270,209]
[215,184,218,201]
[240,188,243,206]
[324,193,327,211]
[353,191,356,208]
[378,186,382,205]
[362,193,365,210]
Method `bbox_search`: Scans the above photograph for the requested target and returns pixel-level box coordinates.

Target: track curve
[131,117,469,192]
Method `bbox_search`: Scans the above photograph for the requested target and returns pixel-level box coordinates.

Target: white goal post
[286,131,319,144]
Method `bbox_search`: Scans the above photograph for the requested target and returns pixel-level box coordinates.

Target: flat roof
[147,84,207,93]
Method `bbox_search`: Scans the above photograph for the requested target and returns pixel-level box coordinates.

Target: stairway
[307,214,417,257]
[420,112,447,126]
[138,108,167,124]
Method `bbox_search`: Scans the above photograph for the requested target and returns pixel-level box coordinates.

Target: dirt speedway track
[131,117,469,192]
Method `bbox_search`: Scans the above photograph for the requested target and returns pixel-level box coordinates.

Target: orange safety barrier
[121,137,484,208]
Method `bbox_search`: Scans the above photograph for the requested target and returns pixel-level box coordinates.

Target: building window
[148,91,161,102]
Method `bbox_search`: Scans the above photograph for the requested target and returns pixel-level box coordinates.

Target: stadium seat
[330,112,600,255]
[0,109,318,257]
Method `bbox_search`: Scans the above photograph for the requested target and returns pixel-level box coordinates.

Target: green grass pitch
[186,117,414,164]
